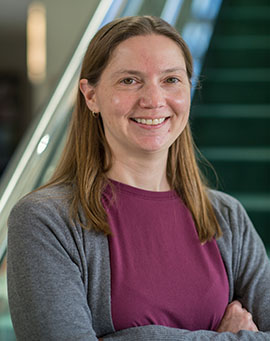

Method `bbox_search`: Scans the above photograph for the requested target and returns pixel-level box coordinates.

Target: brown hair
[47,16,221,242]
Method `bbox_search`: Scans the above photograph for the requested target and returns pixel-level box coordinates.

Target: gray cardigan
[7,185,270,340]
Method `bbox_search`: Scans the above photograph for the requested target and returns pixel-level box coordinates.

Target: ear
[79,79,100,113]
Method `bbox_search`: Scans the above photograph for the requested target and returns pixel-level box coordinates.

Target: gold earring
[91,111,99,118]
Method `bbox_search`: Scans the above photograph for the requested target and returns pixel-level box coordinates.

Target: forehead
[106,34,186,73]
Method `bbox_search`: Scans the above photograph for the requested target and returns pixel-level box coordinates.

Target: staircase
[191,0,270,251]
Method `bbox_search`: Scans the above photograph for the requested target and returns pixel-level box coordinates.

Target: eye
[121,78,136,85]
[166,77,180,84]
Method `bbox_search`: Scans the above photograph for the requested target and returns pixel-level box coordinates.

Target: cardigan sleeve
[7,194,100,341]
[212,190,270,333]
[101,327,269,340]
[225,195,270,332]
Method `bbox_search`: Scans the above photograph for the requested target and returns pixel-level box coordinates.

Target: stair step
[232,193,270,211]
[191,104,270,147]
[195,84,269,104]
[200,161,270,193]
[196,69,270,103]
[216,24,269,37]
[220,6,270,20]
[205,48,270,68]
[206,68,270,82]
[199,156,270,193]
[201,147,270,161]
[216,15,270,36]
[225,0,270,7]
[190,116,270,147]
[191,104,270,118]
[211,35,270,49]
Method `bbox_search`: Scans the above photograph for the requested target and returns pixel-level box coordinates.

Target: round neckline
[108,179,178,199]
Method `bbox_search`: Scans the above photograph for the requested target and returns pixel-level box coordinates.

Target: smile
[131,117,167,126]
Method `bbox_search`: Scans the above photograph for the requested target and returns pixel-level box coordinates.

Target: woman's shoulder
[8,183,74,230]
[207,189,250,232]
[207,189,244,215]
[207,189,254,240]
[14,183,72,208]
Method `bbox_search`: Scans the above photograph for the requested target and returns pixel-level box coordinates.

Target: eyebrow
[112,67,187,77]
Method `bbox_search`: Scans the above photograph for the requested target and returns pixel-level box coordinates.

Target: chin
[134,137,170,151]
[139,144,169,154]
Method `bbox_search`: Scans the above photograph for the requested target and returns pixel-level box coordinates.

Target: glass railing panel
[0,255,15,341]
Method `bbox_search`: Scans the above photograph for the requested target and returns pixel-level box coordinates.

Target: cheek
[171,93,191,114]
[109,93,136,117]
[110,96,121,106]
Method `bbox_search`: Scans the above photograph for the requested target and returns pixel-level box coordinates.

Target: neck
[106,151,170,191]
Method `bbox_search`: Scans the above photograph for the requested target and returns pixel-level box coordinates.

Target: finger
[246,311,252,320]
[250,324,258,332]
[227,301,243,314]
[229,300,242,308]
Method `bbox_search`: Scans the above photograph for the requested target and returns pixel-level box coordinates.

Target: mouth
[130,117,169,126]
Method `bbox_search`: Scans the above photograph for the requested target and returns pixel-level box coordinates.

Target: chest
[105,193,229,331]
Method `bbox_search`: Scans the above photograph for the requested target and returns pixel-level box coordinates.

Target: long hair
[46,16,222,242]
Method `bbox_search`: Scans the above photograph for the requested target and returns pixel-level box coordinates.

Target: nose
[139,83,166,109]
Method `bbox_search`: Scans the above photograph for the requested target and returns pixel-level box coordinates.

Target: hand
[217,300,258,333]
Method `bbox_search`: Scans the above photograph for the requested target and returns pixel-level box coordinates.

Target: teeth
[133,117,166,125]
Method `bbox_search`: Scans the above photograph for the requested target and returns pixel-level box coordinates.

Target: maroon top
[103,181,229,331]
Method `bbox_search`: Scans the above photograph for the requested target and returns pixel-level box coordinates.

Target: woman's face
[81,34,191,159]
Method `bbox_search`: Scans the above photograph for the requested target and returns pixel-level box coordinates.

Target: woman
[7,16,270,340]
